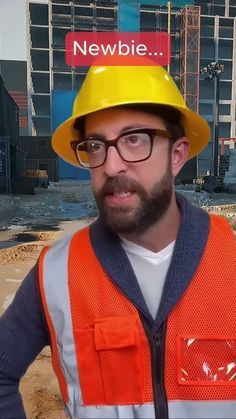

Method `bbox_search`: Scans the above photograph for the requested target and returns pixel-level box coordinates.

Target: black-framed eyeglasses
[71,127,172,169]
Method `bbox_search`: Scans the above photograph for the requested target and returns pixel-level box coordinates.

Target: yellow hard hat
[52,62,211,166]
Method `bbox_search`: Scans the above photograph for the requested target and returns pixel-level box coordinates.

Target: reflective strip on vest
[62,401,236,419]
[73,401,236,419]
[73,404,155,419]
[42,234,83,417]
[169,400,236,418]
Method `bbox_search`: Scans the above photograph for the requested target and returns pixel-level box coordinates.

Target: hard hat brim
[51,102,211,167]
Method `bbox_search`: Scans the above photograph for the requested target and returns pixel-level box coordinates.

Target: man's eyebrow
[120,124,150,133]
[86,124,151,138]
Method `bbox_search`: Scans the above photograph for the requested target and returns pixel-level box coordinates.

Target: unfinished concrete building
[140,0,236,174]
[27,0,236,177]
[28,0,118,136]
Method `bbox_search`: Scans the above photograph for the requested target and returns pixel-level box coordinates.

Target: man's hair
[74,104,185,142]
[121,104,185,142]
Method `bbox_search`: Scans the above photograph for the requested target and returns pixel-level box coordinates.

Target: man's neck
[120,196,181,253]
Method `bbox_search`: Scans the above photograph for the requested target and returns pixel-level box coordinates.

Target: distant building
[27,0,236,179]
[140,0,236,175]
[28,0,117,179]
[0,0,29,136]
[0,76,26,194]
[0,61,28,137]
[20,136,59,182]
[0,0,60,187]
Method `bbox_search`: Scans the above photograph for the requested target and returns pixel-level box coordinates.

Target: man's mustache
[98,176,145,198]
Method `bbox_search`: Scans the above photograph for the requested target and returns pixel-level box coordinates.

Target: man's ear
[171,137,190,177]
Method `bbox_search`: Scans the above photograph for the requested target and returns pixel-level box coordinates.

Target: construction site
[0,1,236,418]
[0,0,236,186]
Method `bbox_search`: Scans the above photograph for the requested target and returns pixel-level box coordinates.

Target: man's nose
[103,145,127,177]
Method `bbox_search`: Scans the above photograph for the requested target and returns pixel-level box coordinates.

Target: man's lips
[104,186,136,195]
[98,175,141,204]
[104,191,137,205]
[105,190,135,196]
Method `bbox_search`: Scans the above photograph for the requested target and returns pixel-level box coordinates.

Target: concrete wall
[0,61,28,136]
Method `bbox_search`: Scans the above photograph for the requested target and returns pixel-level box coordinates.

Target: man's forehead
[84,107,166,135]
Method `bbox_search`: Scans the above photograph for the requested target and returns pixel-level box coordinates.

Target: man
[0,61,235,419]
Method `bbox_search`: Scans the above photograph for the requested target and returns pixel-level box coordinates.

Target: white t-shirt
[121,237,175,319]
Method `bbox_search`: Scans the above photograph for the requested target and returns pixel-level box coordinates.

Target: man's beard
[94,165,173,235]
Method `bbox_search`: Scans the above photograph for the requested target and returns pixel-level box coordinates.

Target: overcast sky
[0,0,27,61]
[0,0,31,61]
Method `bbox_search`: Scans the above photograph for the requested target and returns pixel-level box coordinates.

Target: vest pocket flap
[94,316,137,350]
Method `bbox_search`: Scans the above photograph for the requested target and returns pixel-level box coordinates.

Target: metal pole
[167,1,171,73]
[213,17,219,177]
[213,75,220,176]
[200,59,224,179]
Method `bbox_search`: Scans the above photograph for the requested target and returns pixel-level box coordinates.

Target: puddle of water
[0,232,41,250]
[10,233,39,243]
[0,200,98,251]
[0,241,22,250]
[26,224,60,231]
[0,228,25,243]
[0,226,57,251]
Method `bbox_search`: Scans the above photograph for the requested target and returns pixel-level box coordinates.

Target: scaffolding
[50,0,118,90]
[180,6,201,113]
[140,3,182,82]
[27,0,236,178]
[28,0,118,136]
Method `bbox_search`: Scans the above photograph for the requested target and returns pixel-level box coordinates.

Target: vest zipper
[141,316,168,419]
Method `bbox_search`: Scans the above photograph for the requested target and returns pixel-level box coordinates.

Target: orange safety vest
[38,213,236,419]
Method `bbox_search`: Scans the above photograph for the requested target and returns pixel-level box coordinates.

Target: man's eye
[127,135,140,144]
[87,142,102,152]
[123,133,148,146]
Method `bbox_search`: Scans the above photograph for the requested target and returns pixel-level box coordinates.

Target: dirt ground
[0,182,235,418]
[20,348,66,419]
[0,236,64,418]
[0,182,96,418]
[0,220,93,419]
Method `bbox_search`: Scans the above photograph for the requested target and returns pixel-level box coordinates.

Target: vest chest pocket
[75,315,145,406]
[177,335,236,386]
